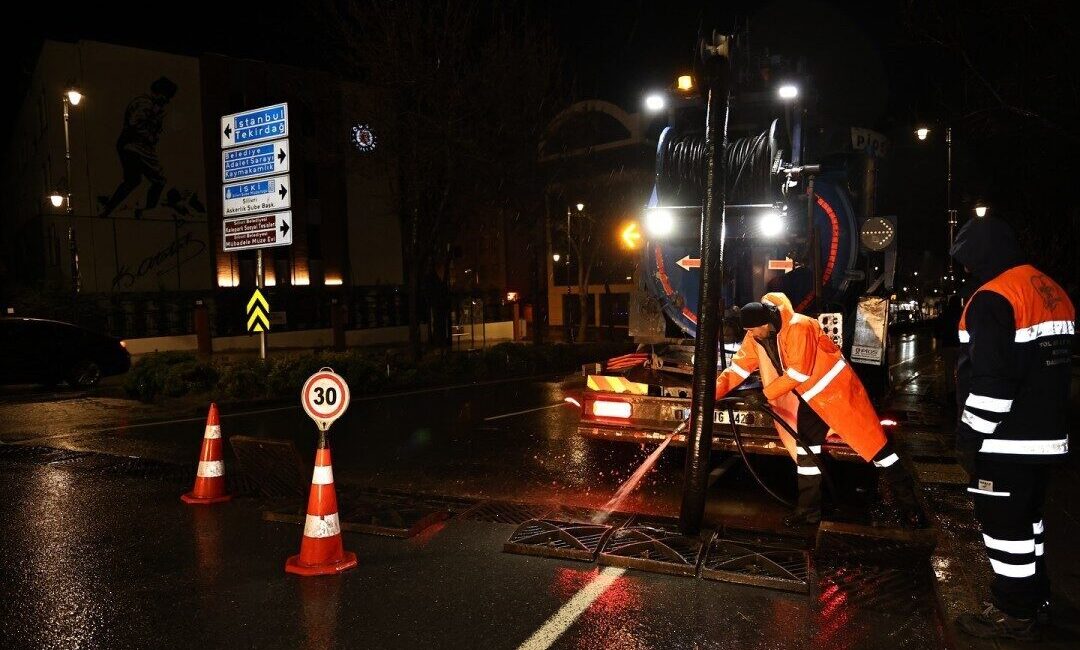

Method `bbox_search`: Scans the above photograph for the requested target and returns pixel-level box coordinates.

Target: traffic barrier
[181,403,232,505]
[285,444,357,576]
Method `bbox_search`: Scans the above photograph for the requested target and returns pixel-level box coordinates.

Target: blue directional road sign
[222,174,291,217]
[221,139,290,182]
[220,103,289,148]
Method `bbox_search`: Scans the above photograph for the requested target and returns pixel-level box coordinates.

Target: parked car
[0,318,131,388]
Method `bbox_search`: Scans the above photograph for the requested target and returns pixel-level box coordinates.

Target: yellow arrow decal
[246,288,269,313]
[247,309,270,332]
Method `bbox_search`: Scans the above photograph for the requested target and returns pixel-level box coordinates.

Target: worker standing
[714,292,925,528]
[949,217,1074,641]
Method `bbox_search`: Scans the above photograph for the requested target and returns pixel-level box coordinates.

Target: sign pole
[257,248,266,360]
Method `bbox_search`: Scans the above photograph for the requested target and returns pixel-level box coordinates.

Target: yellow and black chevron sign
[246,288,270,332]
[586,375,648,395]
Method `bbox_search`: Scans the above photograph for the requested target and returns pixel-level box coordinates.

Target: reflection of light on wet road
[21,468,113,649]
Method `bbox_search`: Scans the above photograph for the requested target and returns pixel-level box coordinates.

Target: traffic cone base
[285,551,357,576]
[286,447,357,576]
[181,491,232,505]
[181,404,231,505]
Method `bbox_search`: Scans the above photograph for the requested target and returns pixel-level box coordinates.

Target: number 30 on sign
[302,368,351,431]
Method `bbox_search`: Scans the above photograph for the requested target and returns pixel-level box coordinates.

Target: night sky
[3,1,1073,286]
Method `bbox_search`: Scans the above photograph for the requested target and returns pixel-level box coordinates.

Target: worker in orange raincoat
[715,292,924,528]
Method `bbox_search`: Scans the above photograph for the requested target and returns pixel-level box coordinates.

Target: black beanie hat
[739,302,776,329]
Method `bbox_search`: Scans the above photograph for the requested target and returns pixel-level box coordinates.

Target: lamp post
[564,203,584,341]
[916,125,956,274]
[62,89,83,298]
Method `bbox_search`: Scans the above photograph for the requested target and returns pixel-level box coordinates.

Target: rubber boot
[785,474,822,527]
[882,464,927,528]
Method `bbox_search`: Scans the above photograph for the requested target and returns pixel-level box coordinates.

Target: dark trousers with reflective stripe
[971,458,1050,618]
[793,401,917,517]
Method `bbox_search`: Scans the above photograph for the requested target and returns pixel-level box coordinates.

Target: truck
[570,53,897,462]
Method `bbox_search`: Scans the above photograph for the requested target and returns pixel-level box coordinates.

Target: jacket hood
[760,292,794,329]
[949,216,1023,283]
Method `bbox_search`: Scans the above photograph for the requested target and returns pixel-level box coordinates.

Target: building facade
[1,39,406,338]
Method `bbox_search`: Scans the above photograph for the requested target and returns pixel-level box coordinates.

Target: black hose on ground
[726,404,793,508]
[713,396,837,507]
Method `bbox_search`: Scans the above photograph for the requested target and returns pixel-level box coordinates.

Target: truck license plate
[673,408,759,426]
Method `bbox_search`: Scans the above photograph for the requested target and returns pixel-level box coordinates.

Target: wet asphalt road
[0,332,941,521]
[0,332,950,649]
[0,460,943,650]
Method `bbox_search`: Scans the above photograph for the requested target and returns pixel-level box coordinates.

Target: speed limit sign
[301,368,351,431]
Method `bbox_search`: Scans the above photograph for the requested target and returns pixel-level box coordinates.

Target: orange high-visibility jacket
[714,292,887,462]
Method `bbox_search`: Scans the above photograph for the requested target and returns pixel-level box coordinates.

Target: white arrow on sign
[676,255,701,271]
[221,103,289,149]
[222,211,293,252]
[222,138,290,182]
[302,368,351,431]
[767,257,795,273]
[222,173,291,217]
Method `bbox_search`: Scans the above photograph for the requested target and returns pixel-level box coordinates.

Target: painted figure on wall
[99,76,204,219]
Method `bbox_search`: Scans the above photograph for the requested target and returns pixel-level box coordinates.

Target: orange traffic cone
[181,403,232,505]
[285,444,357,576]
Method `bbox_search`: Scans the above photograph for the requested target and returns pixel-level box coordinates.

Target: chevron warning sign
[586,375,649,395]
[246,289,271,332]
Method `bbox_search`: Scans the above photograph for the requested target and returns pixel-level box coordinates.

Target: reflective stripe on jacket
[957,264,1074,462]
[715,292,887,462]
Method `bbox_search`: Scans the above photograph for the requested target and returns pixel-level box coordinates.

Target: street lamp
[48,192,64,208]
[915,125,956,273]
[676,75,694,92]
[552,253,561,263]
[777,84,799,100]
[974,203,988,218]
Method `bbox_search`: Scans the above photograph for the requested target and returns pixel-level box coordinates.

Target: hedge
[122,341,634,403]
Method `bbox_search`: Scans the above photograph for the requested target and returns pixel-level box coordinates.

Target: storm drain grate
[541,505,635,528]
[352,487,478,516]
[503,519,616,562]
[700,528,811,593]
[816,521,936,568]
[262,488,459,538]
[456,500,552,525]
[229,436,308,499]
[597,519,704,577]
[337,491,452,538]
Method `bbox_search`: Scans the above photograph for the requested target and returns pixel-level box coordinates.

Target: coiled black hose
[655,120,782,205]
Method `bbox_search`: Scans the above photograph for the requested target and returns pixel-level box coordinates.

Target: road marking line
[12,373,569,445]
[516,566,626,650]
[484,403,568,421]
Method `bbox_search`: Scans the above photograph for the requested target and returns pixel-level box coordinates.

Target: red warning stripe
[796,194,841,313]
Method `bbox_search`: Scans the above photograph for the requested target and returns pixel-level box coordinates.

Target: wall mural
[76,41,211,293]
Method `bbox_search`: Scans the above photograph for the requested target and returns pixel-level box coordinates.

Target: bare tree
[311,0,562,356]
